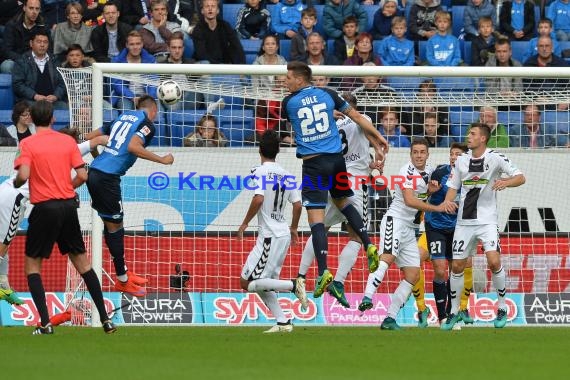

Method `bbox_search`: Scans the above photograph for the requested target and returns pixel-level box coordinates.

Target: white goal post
[52,63,570,327]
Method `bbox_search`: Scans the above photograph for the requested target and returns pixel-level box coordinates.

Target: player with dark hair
[13,100,116,335]
[282,61,389,299]
[441,123,525,330]
[296,92,381,308]
[358,138,456,330]
[237,130,305,333]
[422,142,472,327]
[85,94,174,297]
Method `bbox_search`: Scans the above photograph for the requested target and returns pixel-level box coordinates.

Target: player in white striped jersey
[441,123,525,330]
[0,130,108,305]
[237,130,305,333]
[358,138,456,330]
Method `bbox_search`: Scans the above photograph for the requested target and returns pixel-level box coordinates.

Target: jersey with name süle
[337,114,372,177]
[90,110,156,176]
[386,162,433,226]
[447,149,522,226]
[282,86,349,158]
[249,162,301,238]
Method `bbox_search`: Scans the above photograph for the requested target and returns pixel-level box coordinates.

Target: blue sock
[340,204,371,248]
[310,223,328,275]
[104,227,127,277]
[433,280,448,321]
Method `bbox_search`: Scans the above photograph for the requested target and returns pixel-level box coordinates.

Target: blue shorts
[301,153,353,209]
[87,168,123,223]
[425,221,454,261]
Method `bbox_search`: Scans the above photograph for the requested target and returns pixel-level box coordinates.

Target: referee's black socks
[81,269,109,322]
[27,273,50,327]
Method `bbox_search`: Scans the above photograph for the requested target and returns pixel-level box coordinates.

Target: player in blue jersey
[282,61,390,298]
[85,95,174,297]
[424,142,474,326]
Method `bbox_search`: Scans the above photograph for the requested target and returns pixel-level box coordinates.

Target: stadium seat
[241,39,262,55]
[280,39,291,61]
[170,109,255,147]
[449,110,478,140]
[534,6,541,37]
[497,111,523,127]
[462,40,472,65]
[0,110,12,125]
[363,5,379,32]
[222,4,242,28]
[183,38,194,59]
[418,40,428,62]
[52,109,71,130]
[385,76,424,98]
[314,5,325,36]
[543,111,570,134]
[451,6,465,38]
[511,41,530,63]
[0,74,14,110]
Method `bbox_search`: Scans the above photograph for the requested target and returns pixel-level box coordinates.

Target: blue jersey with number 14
[90,110,156,176]
[282,86,350,158]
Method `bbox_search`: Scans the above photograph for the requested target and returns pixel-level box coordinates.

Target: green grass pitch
[2,326,568,380]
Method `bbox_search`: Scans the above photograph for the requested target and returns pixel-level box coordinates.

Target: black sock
[81,269,109,323]
[445,279,452,316]
[104,227,127,277]
[433,280,448,321]
[310,223,328,275]
[340,204,371,248]
[27,273,50,327]
[297,273,306,279]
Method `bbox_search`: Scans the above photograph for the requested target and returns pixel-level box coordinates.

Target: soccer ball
[157,80,182,105]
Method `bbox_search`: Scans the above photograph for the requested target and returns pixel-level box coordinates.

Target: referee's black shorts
[301,153,354,209]
[26,198,86,259]
[87,168,123,223]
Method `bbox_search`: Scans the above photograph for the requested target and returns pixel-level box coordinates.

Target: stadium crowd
[0,0,569,148]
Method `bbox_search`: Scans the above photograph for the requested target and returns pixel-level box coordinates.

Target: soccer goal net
[45,64,570,328]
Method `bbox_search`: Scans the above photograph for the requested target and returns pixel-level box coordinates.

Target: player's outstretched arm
[128,136,174,165]
[237,194,264,240]
[72,167,88,189]
[492,174,526,191]
[84,128,104,141]
[290,201,302,245]
[345,107,389,162]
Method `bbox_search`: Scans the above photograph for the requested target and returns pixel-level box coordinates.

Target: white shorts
[241,234,291,280]
[324,185,368,228]
[452,224,500,259]
[380,215,420,268]
[0,182,28,246]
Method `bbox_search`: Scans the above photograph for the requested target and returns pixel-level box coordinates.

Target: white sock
[258,291,288,324]
[492,266,507,310]
[0,253,8,276]
[247,278,294,292]
[334,240,361,283]
[387,280,413,319]
[449,271,464,315]
[298,235,315,276]
[363,260,389,299]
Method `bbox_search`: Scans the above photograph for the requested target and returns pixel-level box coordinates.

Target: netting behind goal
[53,64,570,327]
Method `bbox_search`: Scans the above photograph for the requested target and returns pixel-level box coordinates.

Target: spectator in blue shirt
[523,19,562,63]
[379,16,415,66]
[426,11,462,66]
[499,0,535,41]
[270,0,305,39]
[547,0,570,41]
[377,107,411,147]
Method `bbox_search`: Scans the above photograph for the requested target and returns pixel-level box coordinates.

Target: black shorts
[301,153,353,209]
[26,199,85,259]
[425,221,454,261]
[87,168,123,223]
